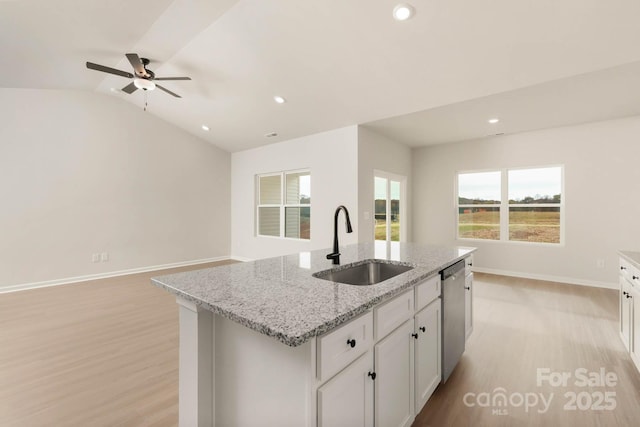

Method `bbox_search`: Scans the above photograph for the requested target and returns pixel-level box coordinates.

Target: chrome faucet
[326,205,353,265]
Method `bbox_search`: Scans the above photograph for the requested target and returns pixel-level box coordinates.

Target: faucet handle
[326,252,341,265]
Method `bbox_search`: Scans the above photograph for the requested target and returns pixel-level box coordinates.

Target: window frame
[455,165,564,246]
[374,170,407,244]
[256,169,311,240]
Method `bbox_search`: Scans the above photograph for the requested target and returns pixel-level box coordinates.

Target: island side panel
[214,314,315,427]
[177,298,214,427]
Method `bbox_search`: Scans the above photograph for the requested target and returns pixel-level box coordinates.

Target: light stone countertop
[619,251,640,269]
[152,242,476,347]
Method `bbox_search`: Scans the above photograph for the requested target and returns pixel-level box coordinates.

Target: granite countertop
[619,251,640,269]
[152,242,476,347]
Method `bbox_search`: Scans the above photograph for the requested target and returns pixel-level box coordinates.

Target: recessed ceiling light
[393,3,415,21]
[265,132,278,138]
[274,96,286,104]
[201,125,210,131]
[488,118,500,124]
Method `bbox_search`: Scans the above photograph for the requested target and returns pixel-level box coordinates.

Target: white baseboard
[230,255,254,262]
[0,256,232,294]
[472,267,618,290]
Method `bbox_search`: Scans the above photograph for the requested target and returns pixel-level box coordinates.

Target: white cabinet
[464,255,474,340]
[465,272,473,339]
[375,289,414,341]
[318,352,374,427]
[414,299,441,412]
[631,285,640,367]
[374,320,414,427]
[620,273,632,351]
[315,261,472,427]
[317,311,373,382]
[415,275,440,312]
[619,256,640,372]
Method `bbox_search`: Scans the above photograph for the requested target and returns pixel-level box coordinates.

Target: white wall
[0,89,231,290]
[231,126,359,260]
[412,115,640,287]
[357,126,412,243]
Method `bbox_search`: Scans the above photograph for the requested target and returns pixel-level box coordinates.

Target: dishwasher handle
[441,260,465,281]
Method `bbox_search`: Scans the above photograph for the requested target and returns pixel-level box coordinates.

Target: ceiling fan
[86,53,191,98]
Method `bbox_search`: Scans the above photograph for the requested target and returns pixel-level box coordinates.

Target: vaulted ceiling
[2,0,640,152]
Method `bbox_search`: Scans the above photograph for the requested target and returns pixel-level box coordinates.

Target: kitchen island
[152,242,476,427]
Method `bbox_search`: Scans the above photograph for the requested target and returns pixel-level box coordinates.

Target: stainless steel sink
[313,260,414,286]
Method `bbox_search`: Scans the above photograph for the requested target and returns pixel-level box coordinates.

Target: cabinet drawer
[620,258,632,280]
[465,255,474,276]
[620,258,640,289]
[317,311,373,382]
[415,275,441,312]
[375,289,414,341]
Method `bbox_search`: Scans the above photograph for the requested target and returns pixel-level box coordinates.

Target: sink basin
[313,260,414,286]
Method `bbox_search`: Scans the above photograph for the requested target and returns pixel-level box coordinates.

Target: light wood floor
[414,273,640,427]
[0,260,236,427]
[2,270,639,426]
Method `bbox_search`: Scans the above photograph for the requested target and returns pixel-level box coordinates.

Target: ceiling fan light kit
[133,78,156,91]
[85,53,191,98]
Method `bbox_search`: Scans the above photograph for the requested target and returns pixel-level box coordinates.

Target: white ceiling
[2,0,640,152]
[363,61,640,146]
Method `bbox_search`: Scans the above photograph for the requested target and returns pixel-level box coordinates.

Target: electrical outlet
[92,253,100,263]
[100,252,109,262]
[596,259,605,269]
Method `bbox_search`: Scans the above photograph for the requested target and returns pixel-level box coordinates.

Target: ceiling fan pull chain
[144,90,148,112]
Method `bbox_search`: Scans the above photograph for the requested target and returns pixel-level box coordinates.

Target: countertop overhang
[619,250,640,269]
[152,242,476,347]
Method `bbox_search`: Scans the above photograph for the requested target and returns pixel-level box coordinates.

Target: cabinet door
[374,320,414,427]
[631,286,640,369]
[414,299,441,414]
[621,277,631,351]
[465,273,473,340]
[318,352,374,427]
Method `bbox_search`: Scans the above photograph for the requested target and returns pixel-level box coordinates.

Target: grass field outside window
[457,167,563,244]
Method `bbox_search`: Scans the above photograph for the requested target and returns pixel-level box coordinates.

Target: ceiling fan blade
[156,84,181,98]
[86,61,133,78]
[121,82,138,94]
[126,53,147,77]
[154,76,192,81]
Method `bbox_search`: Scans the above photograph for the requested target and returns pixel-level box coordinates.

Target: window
[257,170,310,239]
[457,166,563,244]
[374,171,406,243]
[457,171,501,240]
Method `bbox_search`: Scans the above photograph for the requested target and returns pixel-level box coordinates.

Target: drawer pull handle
[368,371,377,380]
[419,326,426,333]
[469,262,473,267]
[634,276,639,280]
[623,291,628,296]
[465,286,471,290]
[621,266,627,270]
[627,294,633,299]
[412,333,419,339]
[347,339,356,348]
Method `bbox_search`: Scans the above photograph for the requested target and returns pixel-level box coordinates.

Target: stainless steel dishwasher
[441,259,466,382]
